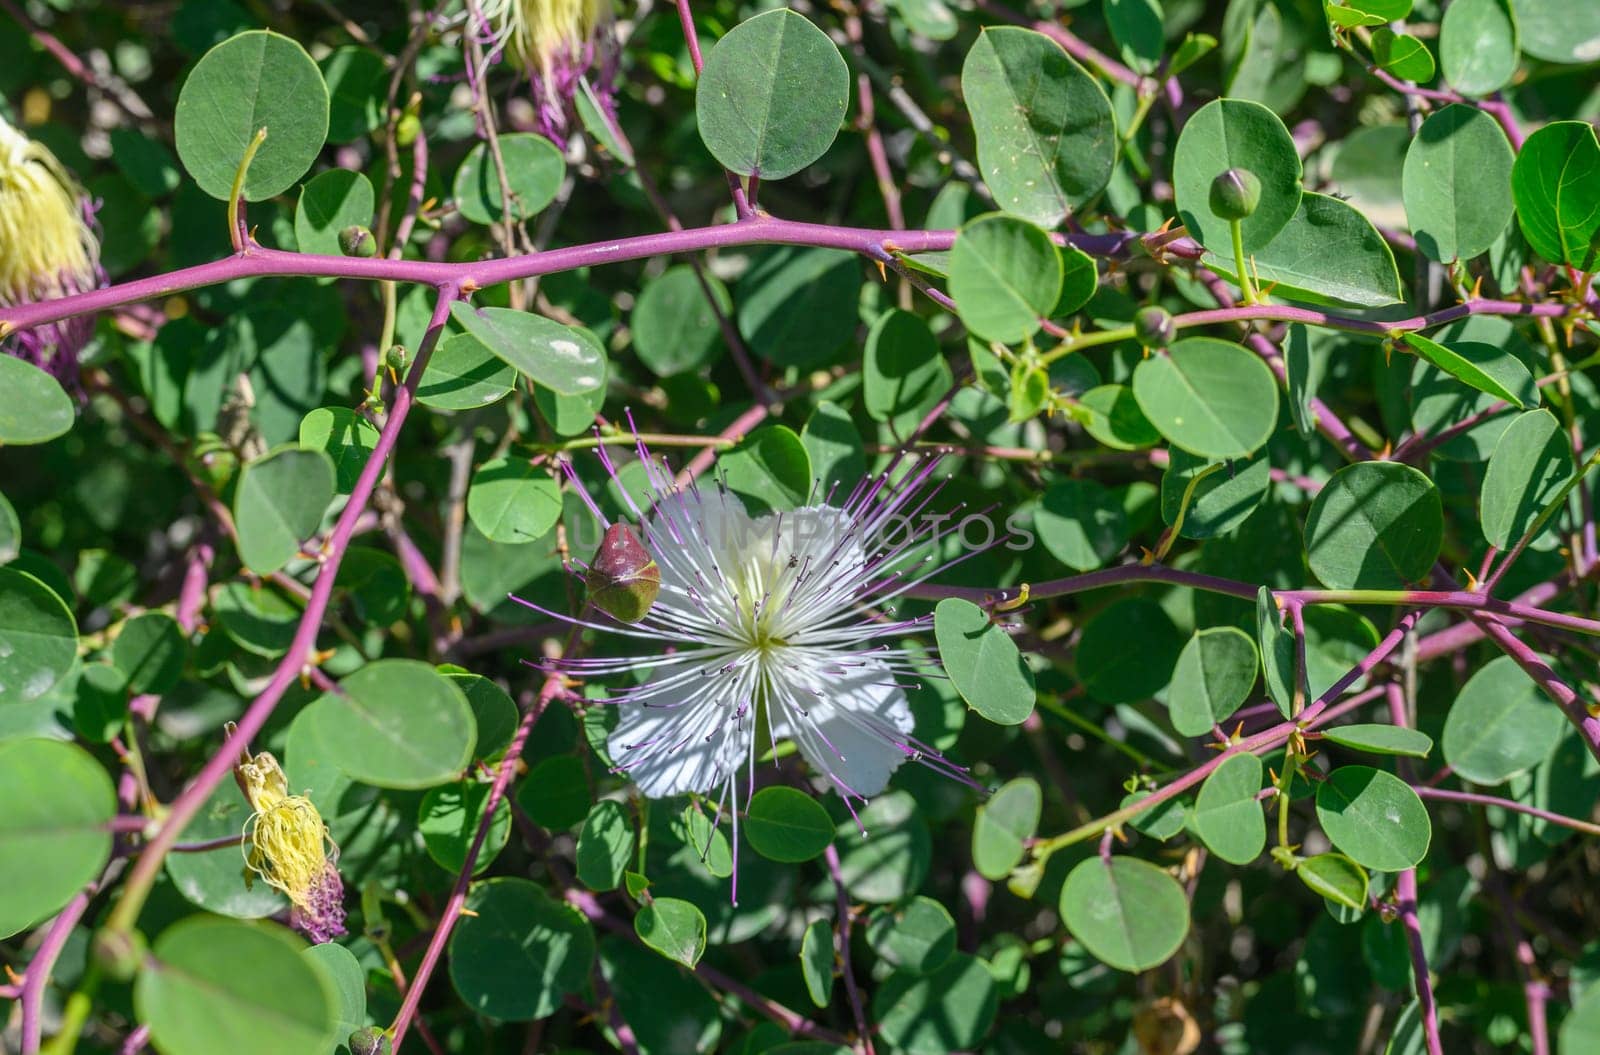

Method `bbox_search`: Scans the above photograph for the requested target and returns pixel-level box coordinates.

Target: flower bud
[1133,306,1175,348]
[385,344,409,375]
[338,225,376,258]
[1209,168,1262,221]
[349,1027,393,1055]
[92,927,147,982]
[585,522,661,624]
[395,112,421,147]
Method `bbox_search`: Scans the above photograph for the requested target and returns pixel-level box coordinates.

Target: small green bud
[585,522,661,624]
[1209,167,1262,221]
[338,225,377,258]
[92,927,147,982]
[349,1027,393,1055]
[1133,306,1175,348]
[385,344,409,375]
[395,112,421,147]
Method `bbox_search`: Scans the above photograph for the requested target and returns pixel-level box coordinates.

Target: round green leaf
[1440,0,1519,96]
[745,785,834,862]
[293,168,373,255]
[299,407,380,495]
[516,754,591,830]
[1297,852,1370,911]
[577,799,635,891]
[135,917,338,1055]
[1511,121,1600,267]
[233,446,337,575]
[1402,105,1516,263]
[719,424,812,515]
[448,877,595,1020]
[632,265,732,377]
[302,943,366,1044]
[1173,97,1304,252]
[1159,448,1270,541]
[309,660,476,789]
[971,777,1041,880]
[417,333,517,411]
[1371,29,1435,82]
[1510,0,1600,64]
[448,303,605,397]
[112,611,187,695]
[466,458,562,545]
[74,662,129,743]
[1442,655,1567,785]
[1314,765,1431,871]
[934,597,1036,725]
[0,490,18,564]
[1193,752,1267,864]
[165,781,285,919]
[1401,332,1534,408]
[1034,478,1128,571]
[1482,409,1575,549]
[800,918,834,1008]
[948,214,1062,344]
[1321,724,1434,759]
[874,952,998,1055]
[0,567,79,706]
[695,9,849,180]
[736,246,860,367]
[419,780,512,875]
[319,45,385,144]
[0,355,74,445]
[635,897,707,968]
[960,27,1116,228]
[453,133,565,225]
[1080,383,1161,451]
[867,895,956,975]
[1075,596,1184,703]
[1304,462,1443,590]
[1168,627,1259,737]
[833,791,930,903]
[1059,856,1190,972]
[0,738,114,938]
[1132,338,1280,460]
[174,30,330,201]
[863,309,953,428]
[1203,192,1403,307]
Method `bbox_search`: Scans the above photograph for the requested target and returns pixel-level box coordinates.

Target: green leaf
[833,791,930,903]
[1402,105,1516,263]
[298,407,380,494]
[636,897,708,968]
[1509,0,1600,64]
[1481,409,1576,550]
[452,133,565,224]
[1034,478,1128,571]
[736,246,860,367]
[800,918,834,1008]
[934,597,1036,725]
[1443,655,1567,784]
[972,777,1041,880]
[1304,462,1443,589]
[1401,332,1532,408]
[745,785,834,862]
[718,425,812,515]
[867,895,956,974]
[577,799,635,891]
[466,457,562,545]
[293,168,373,255]
[1159,448,1270,540]
[1203,192,1403,307]
[1132,337,1280,459]
[1060,856,1190,972]
[1512,120,1600,267]
[1314,766,1431,871]
[600,937,722,1055]
[695,9,849,180]
[1440,0,1519,96]
[319,45,385,145]
[960,27,1116,227]
[1123,789,1187,841]
[135,917,338,1055]
[1079,383,1162,450]
[0,490,18,564]
[417,333,517,411]
[174,30,329,201]
[74,662,129,743]
[1076,596,1184,703]
[1261,603,1383,716]
[165,781,285,918]
[448,303,606,396]
[449,877,595,1020]
[233,446,336,574]
[1105,0,1166,74]
[864,309,953,429]
[0,567,79,706]
[874,952,998,1055]
[112,611,187,695]
[419,780,512,875]
[1192,751,1267,865]
[516,754,591,830]
[309,659,477,789]
[1297,852,1370,911]
[303,943,365,1046]
[1371,29,1435,83]
[632,265,732,377]
[0,355,74,445]
[1173,97,1304,253]
[1168,627,1259,737]
[0,738,114,938]
[801,400,867,490]
[1055,244,1100,317]
[1321,724,1435,759]
[889,0,959,40]
[948,213,1062,344]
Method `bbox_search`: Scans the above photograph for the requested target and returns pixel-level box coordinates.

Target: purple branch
[1385,685,1446,1055]
[1413,786,1600,837]
[20,892,91,1054]
[824,844,876,1055]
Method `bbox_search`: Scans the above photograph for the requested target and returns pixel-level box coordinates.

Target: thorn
[874,258,887,282]
[1468,273,1485,301]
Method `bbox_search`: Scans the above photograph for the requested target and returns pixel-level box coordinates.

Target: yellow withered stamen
[235,749,338,911]
[482,0,609,83]
[0,114,97,308]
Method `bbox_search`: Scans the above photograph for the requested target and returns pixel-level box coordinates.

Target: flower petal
[776,660,915,799]
[606,659,754,799]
